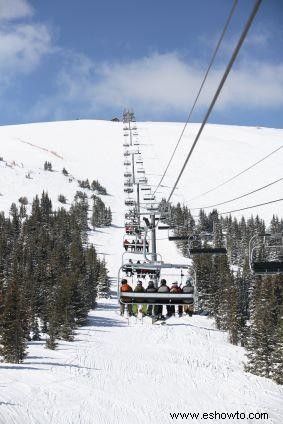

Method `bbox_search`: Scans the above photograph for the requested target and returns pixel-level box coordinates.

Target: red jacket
[121,283,133,293]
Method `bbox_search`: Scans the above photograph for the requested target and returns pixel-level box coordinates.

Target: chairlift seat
[189,247,227,255]
[119,292,194,305]
[169,236,188,241]
[252,261,283,274]
[125,200,135,206]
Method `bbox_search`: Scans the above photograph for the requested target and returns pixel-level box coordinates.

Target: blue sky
[0,0,282,127]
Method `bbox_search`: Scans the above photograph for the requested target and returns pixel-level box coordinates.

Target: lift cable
[219,197,283,215]
[165,0,262,209]
[153,0,238,196]
[189,177,283,210]
[188,145,283,201]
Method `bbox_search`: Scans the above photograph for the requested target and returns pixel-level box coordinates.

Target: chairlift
[125,199,135,206]
[144,194,155,201]
[249,233,283,275]
[118,262,197,308]
[138,177,148,184]
[146,204,159,212]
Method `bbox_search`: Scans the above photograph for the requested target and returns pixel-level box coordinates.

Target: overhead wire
[188,145,283,201]
[165,0,262,207]
[219,198,283,215]
[190,177,283,210]
[153,0,238,196]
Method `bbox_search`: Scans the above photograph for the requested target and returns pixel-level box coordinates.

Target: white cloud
[49,52,283,118]
[0,0,33,21]
[0,0,52,94]
[0,23,52,74]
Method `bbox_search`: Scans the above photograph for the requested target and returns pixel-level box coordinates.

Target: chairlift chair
[124,151,130,157]
[123,142,130,147]
[249,233,283,275]
[143,194,155,201]
[138,177,148,184]
[125,199,135,206]
[124,188,134,194]
[124,160,131,166]
[118,262,197,307]
[124,172,132,178]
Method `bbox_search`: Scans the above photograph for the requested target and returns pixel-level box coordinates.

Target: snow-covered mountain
[0,120,282,424]
[0,120,282,221]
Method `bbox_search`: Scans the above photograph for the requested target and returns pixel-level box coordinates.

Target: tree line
[160,200,283,385]
[0,191,111,363]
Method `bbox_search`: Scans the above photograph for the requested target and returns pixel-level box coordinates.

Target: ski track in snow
[1,298,283,424]
[0,120,282,423]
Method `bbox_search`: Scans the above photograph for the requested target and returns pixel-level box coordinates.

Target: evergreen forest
[0,188,112,363]
[161,200,283,385]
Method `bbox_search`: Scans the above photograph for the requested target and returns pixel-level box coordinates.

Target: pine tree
[0,279,28,363]
[97,260,110,298]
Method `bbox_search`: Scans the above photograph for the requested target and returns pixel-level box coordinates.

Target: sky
[0,0,282,127]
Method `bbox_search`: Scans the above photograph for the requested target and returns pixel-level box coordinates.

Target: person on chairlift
[183,279,194,316]
[156,279,170,319]
[168,282,183,317]
[145,281,158,317]
[120,279,133,316]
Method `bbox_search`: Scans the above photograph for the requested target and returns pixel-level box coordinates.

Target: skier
[183,279,194,316]
[124,259,133,277]
[123,239,130,251]
[130,240,136,252]
[132,281,146,316]
[145,240,149,252]
[120,279,133,316]
[168,282,183,317]
[145,281,158,317]
[156,279,170,319]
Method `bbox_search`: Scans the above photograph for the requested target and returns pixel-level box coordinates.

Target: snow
[0,120,282,423]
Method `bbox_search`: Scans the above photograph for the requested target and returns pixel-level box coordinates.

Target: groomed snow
[0,120,282,424]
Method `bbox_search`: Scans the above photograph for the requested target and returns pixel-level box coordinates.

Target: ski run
[0,120,282,424]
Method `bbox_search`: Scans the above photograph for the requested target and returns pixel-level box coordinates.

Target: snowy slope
[0,120,283,424]
[0,120,282,221]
